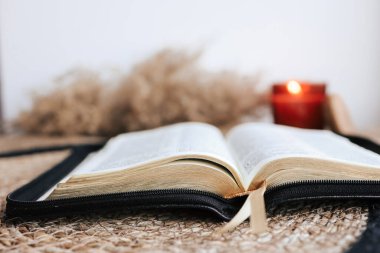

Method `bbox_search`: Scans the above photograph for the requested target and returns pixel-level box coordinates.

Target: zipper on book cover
[7,180,380,228]
[6,188,243,220]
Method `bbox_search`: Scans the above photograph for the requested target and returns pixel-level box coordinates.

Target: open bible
[42,122,380,199]
[35,122,380,232]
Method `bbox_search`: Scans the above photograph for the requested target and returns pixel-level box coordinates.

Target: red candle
[271,80,326,129]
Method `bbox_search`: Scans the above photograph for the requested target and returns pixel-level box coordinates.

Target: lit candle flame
[287,80,302,95]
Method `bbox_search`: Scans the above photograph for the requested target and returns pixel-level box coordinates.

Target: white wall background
[1,0,380,129]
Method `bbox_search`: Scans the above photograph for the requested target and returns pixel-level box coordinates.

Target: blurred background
[1,0,379,130]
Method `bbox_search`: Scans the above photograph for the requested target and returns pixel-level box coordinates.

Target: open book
[39,122,380,232]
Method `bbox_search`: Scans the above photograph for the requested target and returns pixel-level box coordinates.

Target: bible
[34,122,380,232]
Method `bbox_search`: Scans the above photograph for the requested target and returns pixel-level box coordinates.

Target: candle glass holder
[271,82,326,129]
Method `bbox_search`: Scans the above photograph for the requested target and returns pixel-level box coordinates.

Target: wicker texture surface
[0,136,368,252]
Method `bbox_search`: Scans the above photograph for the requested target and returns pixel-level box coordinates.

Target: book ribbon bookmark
[219,181,268,234]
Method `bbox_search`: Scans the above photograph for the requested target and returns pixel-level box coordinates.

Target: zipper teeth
[264,179,380,207]
[8,188,229,206]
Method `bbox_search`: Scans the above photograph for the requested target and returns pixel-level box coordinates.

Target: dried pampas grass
[15,49,267,136]
[15,70,107,135]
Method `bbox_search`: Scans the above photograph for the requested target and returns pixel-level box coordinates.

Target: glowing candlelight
[286,80,302,95]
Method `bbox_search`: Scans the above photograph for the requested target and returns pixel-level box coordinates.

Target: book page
[227,123,380,188]
[71,122,242,182]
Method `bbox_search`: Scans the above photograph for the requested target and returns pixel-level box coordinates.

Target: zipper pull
[218,181,268,234]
